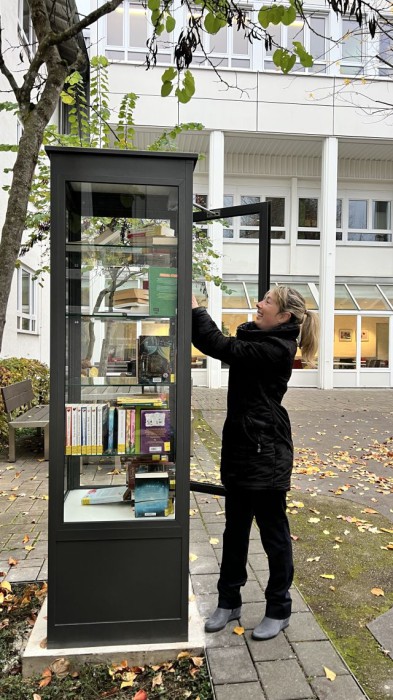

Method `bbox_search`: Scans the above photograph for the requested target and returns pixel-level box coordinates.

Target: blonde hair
[270,286,320,367]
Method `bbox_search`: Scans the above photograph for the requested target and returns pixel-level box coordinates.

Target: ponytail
[271,286,320,367]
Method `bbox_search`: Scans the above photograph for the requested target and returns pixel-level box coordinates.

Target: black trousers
[217,489,293,619]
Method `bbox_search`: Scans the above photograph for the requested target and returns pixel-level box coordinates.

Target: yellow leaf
[22,534,30,544]
[189,553,198,562]
[371,587,384,596]
[329,586,336,591]
[120,679,135,689]
[209,538,219,545]
[362,508,378,514]
[233,626,245,635]
[25,545,35,552]
[320,574,335,580]
[0,593,4,605]
[323,530,330,535]
[8,557,18,566]
[306,556,320,562]
[177,651,191,659]
[1,581,11,592]
[191,656,204,667]
[152,671,163,688]
[324,666,336,681]
[308,517,320,523]
[8,494,17,501]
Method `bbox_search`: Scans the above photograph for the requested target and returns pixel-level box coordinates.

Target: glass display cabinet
[47,147,197,647]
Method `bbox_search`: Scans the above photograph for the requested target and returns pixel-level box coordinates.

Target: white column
[207,130,224,388]
[289,177,298,274]
[318,137,338,389]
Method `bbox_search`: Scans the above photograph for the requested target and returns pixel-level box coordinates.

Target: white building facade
[3,0,393,390]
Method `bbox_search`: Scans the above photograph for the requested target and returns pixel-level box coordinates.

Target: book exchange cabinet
[47,147,197,647]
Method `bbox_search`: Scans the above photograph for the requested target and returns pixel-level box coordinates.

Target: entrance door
[190,202,271,496]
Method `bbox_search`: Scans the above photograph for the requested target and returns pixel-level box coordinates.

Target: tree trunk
[0,61,68,352]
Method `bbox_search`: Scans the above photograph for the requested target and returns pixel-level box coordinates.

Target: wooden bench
[1,380,49,462]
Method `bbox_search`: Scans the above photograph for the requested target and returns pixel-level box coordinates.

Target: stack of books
[112,288,149,311]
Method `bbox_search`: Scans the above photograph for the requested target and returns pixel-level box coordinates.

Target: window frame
[191,5,252,70]
[264,12,328,74]
[16,266,37,334]
[297,196,320,243]
[105,0,174,64]
[337,195,392,245]
[18,0,36,55]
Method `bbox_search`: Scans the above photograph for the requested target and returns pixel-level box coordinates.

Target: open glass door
[190,201,271,496]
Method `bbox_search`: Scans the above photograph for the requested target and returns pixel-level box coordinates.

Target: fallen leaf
[177,651,191,659]
[307,556,320,562]
[233,626,244,635]
[39,638,47,649]
[308,517,320,523]
[33,694,41,700]
[152,671,163,688]
[120,671,137,689]
[24,545,35,552]
[371,587,384,596]
[324,666,337,681]
[209,538,219,545]
[8,557,18,566]
[191,656,204,666]
[362,508,378,514]
[189,553,198,562]
[320,574,335,580]
[50,658,70,678]
[22,534,30,544]
[1,581,11,593]
[133,691,148,700]
[39,668,52,688]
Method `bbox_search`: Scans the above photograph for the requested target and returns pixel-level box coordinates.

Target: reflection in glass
[334,285,357,310]
[334,315,356,369]
[348,199,367,229]
[372,201,390,230]
[299,198,318,227]
[361,317,389,367]
[222,283,248,309]
[347,285,390,310]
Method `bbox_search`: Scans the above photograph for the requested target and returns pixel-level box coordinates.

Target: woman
[192,286,319,640]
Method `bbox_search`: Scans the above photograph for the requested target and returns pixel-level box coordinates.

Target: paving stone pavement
[1,387,393,699]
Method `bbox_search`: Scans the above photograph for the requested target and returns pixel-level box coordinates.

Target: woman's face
[254,291,290,330]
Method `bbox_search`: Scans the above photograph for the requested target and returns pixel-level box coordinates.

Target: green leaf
[148,0,160,9]
[281,5,297,26]
[273,48,283,68]
[281,52,296,73]
[162,67,177,82]
[175,88,191,104]
[166,15,176,33]
[269,5,284,25]
[0,101,18,112]
[204,12,226,34]
[184,70,195,95]
[258,7,270,29]
[161,81,173,97]
[0,144,18,152]
[60,92,75,105]
[155,22,165,35]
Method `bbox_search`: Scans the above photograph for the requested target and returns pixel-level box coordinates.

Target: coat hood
[236,320,300,344]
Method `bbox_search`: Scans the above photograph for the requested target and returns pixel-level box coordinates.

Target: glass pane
[223,228,234,238]
[336,199,342,228]
[379,286,393,308]
[23,0,30,37]
[361,317,389,367]
[129,2,147,48]
[334,284,357,310]
[233,26,249,55]
[240,195,260,226]
[342,19,362,61]
[65,180,179,523]
[349,200,367,229]
[222,283,248,309]
[22,317,30,331]
[107,50,125,60]
[194,193,207,209]
[107,2,124,44]
[246,283,258,308]
[348,232,391,242]
[223,194,234,231]
[271,230,286,240]
[21,270,30,313]
[240,229,258,239]
[334,316,357,368]
[287,18,304,49]
[266,197,285,227]
[265,25,280,56]
[211,27,227,53]
[297,231,320,240]
[347,285,390,310]
[191,343,206,368]
[310,16,326,58]
[378,24,393,76]
[276,283,318,310]
[373,201,390,230]
[221,313,249,367]
[299,198,318,227]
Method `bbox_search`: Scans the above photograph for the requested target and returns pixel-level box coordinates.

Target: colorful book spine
[81,405,87,455]
[65,405,72,455]
[91,404,97,454]
[140,409,171,454]
[117,408,126,454]
[96,404,103,455]
[86,405,92,456]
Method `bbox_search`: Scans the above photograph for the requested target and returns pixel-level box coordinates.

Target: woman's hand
[192,294,199,309]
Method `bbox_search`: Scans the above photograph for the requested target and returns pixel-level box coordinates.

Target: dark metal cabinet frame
[47,147,197,648]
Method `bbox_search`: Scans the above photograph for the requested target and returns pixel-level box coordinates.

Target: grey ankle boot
[252,615,290,640]
[204,606,242,633]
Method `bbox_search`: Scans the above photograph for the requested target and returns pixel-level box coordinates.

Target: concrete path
[1,387,393,699]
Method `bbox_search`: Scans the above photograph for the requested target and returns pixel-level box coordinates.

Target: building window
[267,197,286,239]
[265,14,327,74]
[106,1,173,63]
[190,5,251,69]
[298,198,320,240]
[377,21,393,76]
[336,199,343,241]
[17,267,37,333]
[18,0,36,52]
[239,195,261,239]
[340,18,365,75]
[347,199,391,242]
[334,316,357,369]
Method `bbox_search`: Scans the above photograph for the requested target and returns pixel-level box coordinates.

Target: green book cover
[148,267,178,317]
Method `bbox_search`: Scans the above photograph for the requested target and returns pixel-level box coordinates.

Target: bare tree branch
[0,20,21,100]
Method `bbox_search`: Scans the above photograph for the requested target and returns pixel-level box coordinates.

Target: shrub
[0,357,50,448]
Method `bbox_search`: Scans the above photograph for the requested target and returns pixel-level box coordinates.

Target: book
[86,405,92,456]
[125,408,137,454]
[138,335,173,385]
[113,288,149,305]
[148,267,178,317]
[134,472,169,518]
[92,227,121,245]
[116,395,168,407]
[107,406,117,454]
[140,408,171,454]
[81,405,88,455]
[81,486,128,505]
[65,405,72,455]
[127,223,175,240]
[117,408,126,454]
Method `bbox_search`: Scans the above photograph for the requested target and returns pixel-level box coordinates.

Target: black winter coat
[192,307,299,491]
